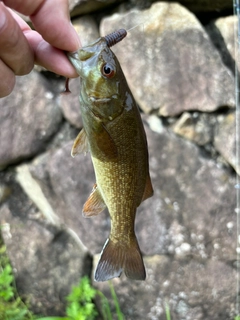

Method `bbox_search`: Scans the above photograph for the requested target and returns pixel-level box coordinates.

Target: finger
[25,30,79,78]
[7,6,32,32]
[3,0,81,51]
[31,0,81,51]
[0,3,34,75]
[0,59,16,97]
[8,7,78,77]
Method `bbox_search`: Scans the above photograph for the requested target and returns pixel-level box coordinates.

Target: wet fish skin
[68,36,153,282]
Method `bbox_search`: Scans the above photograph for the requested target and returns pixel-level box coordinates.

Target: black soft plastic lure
[104,29,127,47]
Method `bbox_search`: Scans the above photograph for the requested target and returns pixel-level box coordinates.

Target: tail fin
[94,237,146,282]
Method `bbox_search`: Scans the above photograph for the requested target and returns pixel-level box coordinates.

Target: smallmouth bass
[68,29,153,282]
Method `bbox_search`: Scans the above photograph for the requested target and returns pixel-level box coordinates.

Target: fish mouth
[67,51,79,60]
[89,96,111,103]
[89,93,118,103]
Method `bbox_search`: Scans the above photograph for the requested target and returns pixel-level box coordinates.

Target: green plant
[0,263,14,301]
[164,302,171,320]
[37,277,98,320]
[65,276,98,320]
[37,277,124,320]
[107,281,124,320]
[96,290,112,320]
[0,244,35,320]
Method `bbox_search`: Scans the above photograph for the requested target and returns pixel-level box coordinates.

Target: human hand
[0,0,81,97]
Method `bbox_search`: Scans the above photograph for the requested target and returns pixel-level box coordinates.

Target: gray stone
[171,112,215,146]
[139,117,236,262]
[0,70,62,168]
[72,15,99,47]
[46,121,80,151]
[17,0,124,24]
[69,0,233,15]
[0,172,91,316]
[213,111,237,173]
[168,0,233,12]
[206,15,237,74]
[69,0,124,18]
[100,2,235,116]
[16,163,61,226]
[60,78,83,129]
[93,255,236,320]
[214,15,237,65]
[26,140,109,255]
[0,183,11,204]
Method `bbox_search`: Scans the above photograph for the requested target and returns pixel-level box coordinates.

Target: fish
[67,29,153,282]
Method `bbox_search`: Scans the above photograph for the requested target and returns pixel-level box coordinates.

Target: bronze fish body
[68,32,153,282]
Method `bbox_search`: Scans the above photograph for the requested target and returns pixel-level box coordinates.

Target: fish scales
[93,112,147,241]
[68,30,153,281]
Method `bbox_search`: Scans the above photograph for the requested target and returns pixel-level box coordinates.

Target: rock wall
[0,1,238,319]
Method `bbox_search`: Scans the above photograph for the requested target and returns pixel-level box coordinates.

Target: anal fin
[83,184,106,217]
[71,128,89,157]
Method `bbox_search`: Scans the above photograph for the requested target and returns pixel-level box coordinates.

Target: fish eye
[101,63,115,78]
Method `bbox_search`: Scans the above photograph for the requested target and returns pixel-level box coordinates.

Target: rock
[100,2,235,116]
[16,164,61,226]
[46,121,80,151]
[69,0,233,16]
[171,112,215,146]
[206,15,237,73]
[69,0,124,17]
[0,70,62,169]
[213,111,237,173]
[17,0,124,23]
[169,0,233,12]
[60,79,83,128]
[0,183,11,204]
[60,16,99,128]
[93,255,236,320]
[214,15,237,62]
[140,116,236,262]
[22,140,109,255]
[0,171,91,316]
[72,15,99,46]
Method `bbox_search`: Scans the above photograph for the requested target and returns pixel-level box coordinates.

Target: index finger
[3,0,81,51]
[0,3,34,75]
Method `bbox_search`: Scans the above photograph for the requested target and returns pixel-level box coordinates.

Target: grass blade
[108,281,124,320]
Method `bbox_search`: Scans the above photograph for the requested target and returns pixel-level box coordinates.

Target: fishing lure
[104,29,127,47]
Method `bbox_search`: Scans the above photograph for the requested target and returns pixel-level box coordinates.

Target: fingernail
[0,3,7,30]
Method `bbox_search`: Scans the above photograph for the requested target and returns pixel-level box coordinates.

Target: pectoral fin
[141,174,154,203]
[83,184,106,217]
[71,128,89,157]
[93,123,118,160]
